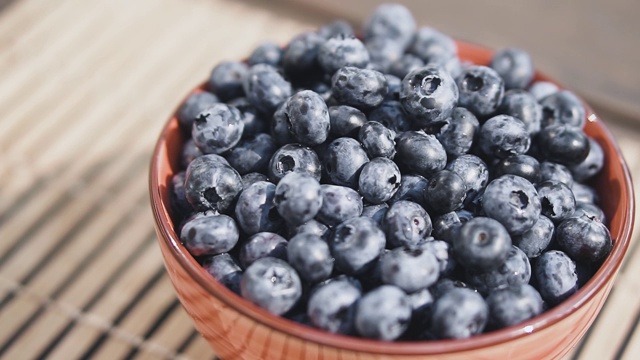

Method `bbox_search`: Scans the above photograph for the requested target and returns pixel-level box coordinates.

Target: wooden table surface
[0,0,638,359]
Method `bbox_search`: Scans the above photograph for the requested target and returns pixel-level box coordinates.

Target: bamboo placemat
[0,0,638,359]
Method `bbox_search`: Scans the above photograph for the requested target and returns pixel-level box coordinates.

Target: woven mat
[0,0,639,359]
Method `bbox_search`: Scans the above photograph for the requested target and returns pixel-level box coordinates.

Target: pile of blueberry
[169,3,613,341]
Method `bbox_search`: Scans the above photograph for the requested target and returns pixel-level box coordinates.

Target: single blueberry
[287,233,334,283]
[572,182,599,204]
[573,201,606,223]
[569,138,604,182]
[355,285,412,341]
[361,203,389,225]
[240,257,302,315]
[241,172,269,188]
[283,90,331,146]
[384,200,432,248]
[329,105,367,138]
[234,181,283,235]
[408,27,457,63]
[225,133,277,175]
[202,253,243,294]
[363,3,416,50]
[239,232,288,269]
[380,246,440,293]
[540,90,586,129]
[331,66,388,110]
[431,107,479,158]
[207,61,248,101]
[364,36,405,73]
[274,172,323,225]
[486,284,544,329]
[533,250,578,305]
[537,180,576,223]
[399,65,459,126]
[281,32,325,81]
[452,217,512,271]
[288,219,330,241]
[385,74,402,100]
[243,64,293,115]
[388,174,429,205]
[359,121,397,159]
[227,97,268,139]
[512,214,555,258]
[419,239,456,277]
[330,216,386,275]
[180,214,239,256]
[171,171,192,218]
[424,170,467,214]
[318,34,370,75]
[388,53,424,79]
[358,157,401,204]
[482,175,541,235]
[430,288,488,339]
[456,65,504,118]
[317,184,363,227]
[493,154,541,184]
[430,278,475,299]
[395,131,447,178]
[466,245,531,295]
[180,138,203,169]
[539,161,574,187]
[536,124,590,165]
[528,81,558,101]
[556,216,612,264]
[192,103,244,154]
[271,102,297,146]
[498,89,542,135]
[368,100,412,133]
[478,114,531,159]
[489,48,534,90]
[268,143,322,183]
[307,276,361,334]
[323,137,370,188]
[177,91,219,129]
[446,154,490,204]
[184,154,243,212]
[431,212,464,243]
[248,41,283,67]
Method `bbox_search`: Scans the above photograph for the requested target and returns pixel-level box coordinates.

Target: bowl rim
[149,40,635,355]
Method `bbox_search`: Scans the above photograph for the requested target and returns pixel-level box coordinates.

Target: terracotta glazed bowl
[149,41,635,360]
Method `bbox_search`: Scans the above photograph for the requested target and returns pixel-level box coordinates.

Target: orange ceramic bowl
[149,41,634,360]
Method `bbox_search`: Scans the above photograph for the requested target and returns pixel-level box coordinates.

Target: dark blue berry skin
[446,155,490,204]
[528,81,558,101]
[573,183,599,205]
[486,284,543,329]
[180,139,203,169]
[271,102,297,146]
[573,202,605,223]
[363,3,416,50]
[368,100,412,133]
[226,133,277,175]
[329,105,367,138]
[432,107,479,158]
[248,41,283,67]
[482,175,541,235]
[274,172,323,226]
[407,287,434,330]
[268,143,322,183]
[358,157,401,204]
[282,32,324,81]
[318,34,370,75]
[534,250,578,305]
[240,257,302,315]
[512,214,555,258]
[556,216,612,264]
[388,174,429,206]
[184,154,243,213]
[569,138,604,182]
[381,246,440,293]
[539,161,574,187]
[181,214,239,256]
[241,172,269,188]
[234,181,283,235]
[478,114,531,159]
[466,245,531,295]
[430,288,488,339]
[323,137,370,189]
[408,27,457,63]
[399,65,459,126]
[192,104,244,155]
[537,180,576,223]
[424,170,467,214]
[177,91,219,129]
[355,285,412,341]
[227,97,268,139]
[453,217,512,271]
[489,48,534,90]
[202,253,243,294]
[456,65,505,118]
[243,64,293,115]
[239,232,288,269]
[207,61,248,101]
[318,20,354,39]
[364,37,405,73]
[493,154,541,184]
[430,278,475,299]
[171,171,191,217]
[432,212,464,243]
[540,90,586,129]
[536,124,590,166]
[388,54,424,79]
[287,233,334,283]
[385,74,402,101]
[331,66,388,110]
[330,216,386,275]
[395,131,447,178]
[361,204,389,225]
[384,201,432,248]
[499,90,542,135]
[288,219,330,241]
[283,90,331,146]
[358,121,397,159]
[419,239,456,277]
[317,184,363,227]
[308,277,361,334]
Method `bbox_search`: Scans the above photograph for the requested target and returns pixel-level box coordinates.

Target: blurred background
[0,0,639,359]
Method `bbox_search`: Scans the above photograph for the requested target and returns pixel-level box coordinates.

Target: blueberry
[489,48,534,90]
[430,288,488,339]
[171,171,191,217]
[573,201,605,223]
[331,66,388,110]
[408,27,457,63]
[539,161,574,187]
[274,172,323,225]
[234,181,283,235]
[381,246,440,293]
[207,61,248,101]
[268,143,322,183]
[317,184,363,227]
[482,175,541,235]
[537,180,576,223]
[407,287,434,329]
[307,277,361,334]
[569,138,604,182]
[536,124,590,165]
[330,216,386,275]
[384,201,432,248]
[540,90,586,129]
[226,133,277,175]
[177,91,219,129]
[240,257,302,315]
[512,214,555,258]
[318,19,354,39]
[528,81,558,101]
[446,154,490,203]
[227,97,268,139]
[358,121,397,159]
[323,137,370,188]
[281,32,325,81]
[283,90,330,146]
[431,212,463,243]
[399,65,459,126]
[329,105,367,138]
[241,172,269,188]
[466,245,531,295]
[192,104,244,154]
[318,34,370,75]
[493,154,541,184]
[385,74,402,100]
[361,203,389,225]
[456,65,504,118]
[248,41,283,67]
[358,157,401,204]
[243,64,293,114]
[363,3,416,50]
[368,100,412,133]
[271,102,297,145]
[184,154,243,212]
[181,214,239,256]
[556,216,612,264]
[355,285,412,340]
[533,250,578,305]
[239,232,288,269]
[498,89,542,135]
[432,107,479,158]
[288,219,330,241]
[395,131,447,178]
[452,217,512,271]
[424,170,467,214]
[287,233,334,283]
[388,174,429,205]
[430,278,475,299]
[419,239,456,277]
[180,138,203,169]
[364,36,405,73]
[202,253,243,294]
[486,284,544,329]
[478,114,531,159]
[572,183,599,204]
[388,54,424,79]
